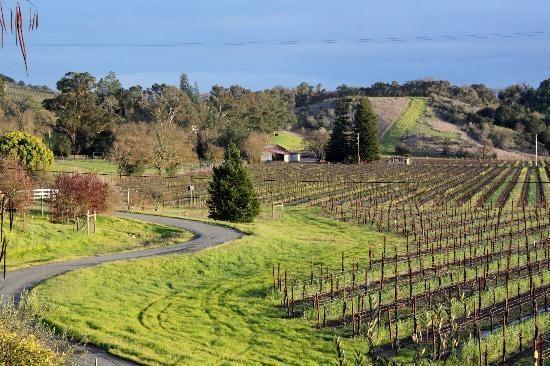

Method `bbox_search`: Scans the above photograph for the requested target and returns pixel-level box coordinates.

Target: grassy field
[270,131,304,152]
[34,208,402,365]
[52,159,208,176]
[6,212,193,270]
[52,159,119,175]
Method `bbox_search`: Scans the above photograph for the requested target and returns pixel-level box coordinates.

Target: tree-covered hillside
[1,72,547,169]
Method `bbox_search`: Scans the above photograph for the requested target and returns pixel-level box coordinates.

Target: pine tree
[207,143,260,223]
[179,73,192,98]
[192,81,201,103]
[355,98,380,161]
[325,98,354,162]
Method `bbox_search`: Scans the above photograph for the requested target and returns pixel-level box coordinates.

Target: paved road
[0,213,244,366]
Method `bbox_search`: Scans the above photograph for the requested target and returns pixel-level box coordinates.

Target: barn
[261,144,301,163]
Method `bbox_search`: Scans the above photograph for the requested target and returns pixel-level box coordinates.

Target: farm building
[386,156,412,165]
[261,144,301,163]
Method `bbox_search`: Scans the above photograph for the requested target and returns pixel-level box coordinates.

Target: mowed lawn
[34,208,403,365]
[6,213,193,270]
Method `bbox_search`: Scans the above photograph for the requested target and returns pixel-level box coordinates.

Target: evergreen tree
[207,143,259,223]
[325,98,354,162]
[179,73,192,99]
[192,81,201,103]
[355,98,380,161]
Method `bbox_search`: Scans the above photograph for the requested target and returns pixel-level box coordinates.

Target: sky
[0,0,549,92]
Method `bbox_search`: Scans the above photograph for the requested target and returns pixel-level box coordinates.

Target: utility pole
[357,133,360,164]
[535,134,538,167]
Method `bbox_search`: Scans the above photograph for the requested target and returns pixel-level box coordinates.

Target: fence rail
[30,189,58,200]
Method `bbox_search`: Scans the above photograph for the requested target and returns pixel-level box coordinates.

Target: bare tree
[305,129,330,162]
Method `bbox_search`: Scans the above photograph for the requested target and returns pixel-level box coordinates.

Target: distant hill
[1,73,56,102]
[297,96,537,160]
[3,83,57,103]
[296,97,411,138]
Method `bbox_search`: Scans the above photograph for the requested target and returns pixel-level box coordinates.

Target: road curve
[0,212,244,366]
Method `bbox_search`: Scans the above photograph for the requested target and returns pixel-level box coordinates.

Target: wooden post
[86,210,90,236]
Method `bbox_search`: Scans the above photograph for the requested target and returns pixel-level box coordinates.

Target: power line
[32,30,550,48]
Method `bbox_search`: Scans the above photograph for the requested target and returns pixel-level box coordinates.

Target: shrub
[50,173,111,221]
[0,131,53,174]
[208,144,259,223]
[0,292,75,366]
[0,157,34,214]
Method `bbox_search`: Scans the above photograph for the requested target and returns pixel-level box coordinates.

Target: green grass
[270,131,304,152]
[34,208,403,365]
[52,159,206,176]
[52,159,119,175]
[504,166,527,209]
[5,212,193,270]
[381,98,459,154]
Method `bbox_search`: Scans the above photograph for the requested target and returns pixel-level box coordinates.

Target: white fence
[31,189,58,200]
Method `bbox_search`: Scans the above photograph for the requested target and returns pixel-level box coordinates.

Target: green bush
[0,131,53,173]
[0,293,74,366]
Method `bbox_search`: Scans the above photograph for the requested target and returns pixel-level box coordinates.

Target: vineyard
[256,159,549,365]
[34,158,550,365]
[3,83,56,102]
[117,158,550,364]
[380,98,428,153]
[118,159,549,213]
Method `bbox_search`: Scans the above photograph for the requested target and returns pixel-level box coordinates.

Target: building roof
[264,144,294,155]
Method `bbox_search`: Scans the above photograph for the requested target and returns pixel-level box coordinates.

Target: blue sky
[1,0,549,91]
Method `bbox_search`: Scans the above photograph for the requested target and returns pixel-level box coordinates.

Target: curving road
[0,212,244,366]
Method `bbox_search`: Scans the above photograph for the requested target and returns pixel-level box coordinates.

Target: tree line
[1,73,549,173]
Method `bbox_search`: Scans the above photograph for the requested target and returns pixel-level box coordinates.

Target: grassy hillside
[295,97,411,138]
[270,131,304,151]
[380,98,463,154]
[370,97,411,137]
[6,212,192,270]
